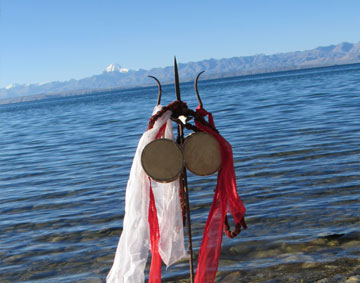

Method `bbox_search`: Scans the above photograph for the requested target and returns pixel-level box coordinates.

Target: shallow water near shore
[1,64,360,282]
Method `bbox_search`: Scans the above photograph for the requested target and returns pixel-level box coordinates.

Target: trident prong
[148,76,162,105]
[194,71,205,108]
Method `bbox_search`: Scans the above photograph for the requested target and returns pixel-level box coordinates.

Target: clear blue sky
[1,0,359,87]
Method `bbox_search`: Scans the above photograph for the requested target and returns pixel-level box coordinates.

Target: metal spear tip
[174,56,181,101]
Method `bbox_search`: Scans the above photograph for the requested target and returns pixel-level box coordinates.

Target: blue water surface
[0,64,359,282]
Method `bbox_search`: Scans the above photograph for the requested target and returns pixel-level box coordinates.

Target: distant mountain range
[1,41,360,104]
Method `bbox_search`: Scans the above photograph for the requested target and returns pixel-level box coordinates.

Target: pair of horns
[148,71,205,106]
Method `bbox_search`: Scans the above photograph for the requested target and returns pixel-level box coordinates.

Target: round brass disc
[183,132,221,176]
[141,139,184,183]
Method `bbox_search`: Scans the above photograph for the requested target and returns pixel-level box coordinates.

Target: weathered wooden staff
[173,57,195,283]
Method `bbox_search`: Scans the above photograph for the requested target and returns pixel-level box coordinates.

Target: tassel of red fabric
[148,177,162,283]
[194,106,247,283]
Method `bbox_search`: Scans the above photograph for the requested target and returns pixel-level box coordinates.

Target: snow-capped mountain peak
[105,64,129,73]
[5,83,24,89]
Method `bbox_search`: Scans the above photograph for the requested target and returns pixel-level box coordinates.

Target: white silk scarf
[107,106,186,283]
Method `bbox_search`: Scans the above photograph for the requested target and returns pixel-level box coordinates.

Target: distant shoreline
[1,62,359,106]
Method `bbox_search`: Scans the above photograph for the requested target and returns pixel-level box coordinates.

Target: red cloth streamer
[148,124,166,283]
[148,177,162,283]
[155,123,167,140]
[194,106,247,283]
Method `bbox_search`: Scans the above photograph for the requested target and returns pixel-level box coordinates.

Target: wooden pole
[174,57,195,283]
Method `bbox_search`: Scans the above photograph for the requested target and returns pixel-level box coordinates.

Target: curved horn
[194,71,205,107]
[148,75,162,105]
